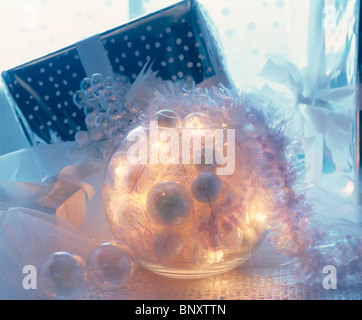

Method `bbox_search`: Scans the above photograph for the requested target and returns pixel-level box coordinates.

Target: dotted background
[2,0,225,145]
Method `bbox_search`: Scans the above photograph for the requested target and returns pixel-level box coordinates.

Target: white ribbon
[0,161,104,228]
[259,0,358,183]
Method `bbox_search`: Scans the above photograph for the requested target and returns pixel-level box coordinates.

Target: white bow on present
[0,161,104,228]
[259,0,358,184]
[37,162,101,228]
[260,54,358,183]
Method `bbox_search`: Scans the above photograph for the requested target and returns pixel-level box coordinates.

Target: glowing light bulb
[255,213,267,223]
[342,181,354,195]
[207,250,224,263]
[183,112,212,129]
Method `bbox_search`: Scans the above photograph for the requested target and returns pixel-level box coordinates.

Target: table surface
[81,265,362,300]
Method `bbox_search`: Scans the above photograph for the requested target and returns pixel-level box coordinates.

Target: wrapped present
[199,0,360,217]
[260,1,360,217]
[0,161,104,228]
[1,0,227,146]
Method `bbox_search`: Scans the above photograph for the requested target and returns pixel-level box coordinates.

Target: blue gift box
[1,0,226,145]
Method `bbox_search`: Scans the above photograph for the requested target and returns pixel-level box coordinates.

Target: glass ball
[103,76,115,87]
[84,145,99,157]
[75,131,89,146]
[124,99,141,114]
[147,182,192,227]
[83,97,100,116]
[85,114,96,129]
[114,74,131,89]
[38,252,88,300]
[102,86,118,103]
[89,127,104,141]
[191,172,222,203]
[154,229,184,260]
[87,241,136,290]
[153,109,182,128]
[73,90,85,108]
[118,86,129,97]
[84,105,98,117]
[80,77,92,93]
[183,112,212,129]
[90,73,104,93]
[95,112,110,129]
[107,104,122,121]
[107,124,123,140]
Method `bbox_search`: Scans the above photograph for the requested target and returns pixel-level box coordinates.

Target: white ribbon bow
[260,54,357,183]
[258,0,358,184]
[0,161,104,228]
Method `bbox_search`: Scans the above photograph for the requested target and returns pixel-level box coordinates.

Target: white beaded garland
[71,72,146,159]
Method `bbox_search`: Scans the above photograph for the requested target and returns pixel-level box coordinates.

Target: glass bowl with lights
[103,89,272,279]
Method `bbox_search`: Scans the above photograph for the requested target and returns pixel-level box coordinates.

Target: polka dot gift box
[1,0,226,145]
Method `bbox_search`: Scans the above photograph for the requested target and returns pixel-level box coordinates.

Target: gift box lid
[1,0,226,145]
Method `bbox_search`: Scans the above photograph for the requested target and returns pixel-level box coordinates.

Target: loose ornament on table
[38,240,137,299]
[38,252,88,300]
[87,241,136,290]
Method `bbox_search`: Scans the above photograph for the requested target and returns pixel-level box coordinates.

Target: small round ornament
[102,86,118,104]
[114,74,131,90]
[85,114,96,129]
[80,77,92,93]
[103,76,115,87]
[38,252,88,300]
[107,104,122,121]
[107,124,123,140]
[183,112,212,129]
[84,103,98,117]
[90,73,104,93]
[89,127,104,141]
[153,229,184,260]
[95,112,110,129]
[75,131,89,146]
[87,241,136,290]
[73,90,85,108]
[153,109,182,128]
[147,181,192,227]
[191,172,222,203]
[84,144,99,157]
[124,98,140,114]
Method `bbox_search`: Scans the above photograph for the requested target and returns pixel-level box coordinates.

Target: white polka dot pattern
[2,0,226,145]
